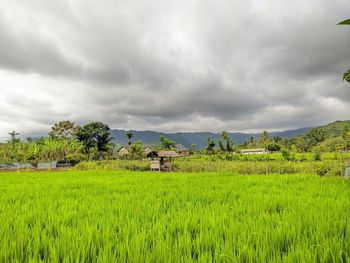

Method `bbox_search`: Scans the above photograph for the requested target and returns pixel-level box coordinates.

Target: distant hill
[316,120,350,138]
[110,127,311,149]
[18,120,350,149]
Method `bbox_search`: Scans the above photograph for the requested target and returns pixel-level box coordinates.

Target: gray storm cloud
[0,0,350,140]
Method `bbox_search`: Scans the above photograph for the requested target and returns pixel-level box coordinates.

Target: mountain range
[110,127,312,149]
[111,120,350,149]
[16,120,350,149]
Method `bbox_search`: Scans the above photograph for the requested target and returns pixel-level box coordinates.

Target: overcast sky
[0,0,350,140]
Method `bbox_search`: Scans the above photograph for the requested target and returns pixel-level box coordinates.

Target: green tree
[129,141,145,159]
[159,136,176,150]
[281,148,291,161]
[306,128,328,147]
[319,137,346,152]
[338,19,350,83]
[248,136,256,148]
[49,120,78,140]
[8,131,20,143]
[290,145,297,161]
[220,131,233,152]
[266,143,281,152]
[97,132,114,153]
[206,138,216,153]
[126,132,134,145]
[34,138,85,163]
[261,131,270,146]
[342,126,350,150]
[76,122,114,157]
[312,146,322,161]
[218,140,225,151]
[295,136,310,153]
[8,131,20,155]
[272,136,282,143]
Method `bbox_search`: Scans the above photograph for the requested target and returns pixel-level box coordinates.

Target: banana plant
[338,19,350,83]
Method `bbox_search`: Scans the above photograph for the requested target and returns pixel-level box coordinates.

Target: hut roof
[176,144,188,151]
[118,146,129,151]
[144,147,153,154]
[158,150,180,158]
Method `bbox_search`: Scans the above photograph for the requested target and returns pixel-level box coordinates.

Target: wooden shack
[150,150,179,172]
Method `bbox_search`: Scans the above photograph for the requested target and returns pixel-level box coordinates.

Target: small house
[241,148,268,155]
[145,146,158,159]
[118,146,130,155]
[144,146,153,155]
[176,144,190,156]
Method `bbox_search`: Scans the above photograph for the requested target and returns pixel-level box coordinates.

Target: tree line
[0,121,114,164]
[204,126,350,159]
[0,120,189,163]
[2,119,350,164]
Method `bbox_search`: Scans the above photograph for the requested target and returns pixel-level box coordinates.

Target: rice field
[0,171,349,262]
[74,158,348,176]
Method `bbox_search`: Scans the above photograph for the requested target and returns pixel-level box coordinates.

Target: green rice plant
[0,171,349,262]
[74,158,347,177]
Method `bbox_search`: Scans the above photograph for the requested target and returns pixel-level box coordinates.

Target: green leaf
[338,19,350,25]
[344,69,350,83]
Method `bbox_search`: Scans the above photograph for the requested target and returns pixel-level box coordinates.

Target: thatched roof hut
[157,150,180,158]
[150,150,179,172]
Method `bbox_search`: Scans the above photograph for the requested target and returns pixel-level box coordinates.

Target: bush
[313,147,322,161]
[281,148,291,161]
[267,143,281,152]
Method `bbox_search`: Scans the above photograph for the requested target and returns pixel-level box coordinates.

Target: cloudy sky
[0,0,349,140]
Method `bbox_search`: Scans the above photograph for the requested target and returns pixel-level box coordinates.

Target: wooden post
[340,153,343,177]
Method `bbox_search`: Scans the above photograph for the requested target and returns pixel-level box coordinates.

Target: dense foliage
[237,125,350,155]
[159,135,176,149]
[0,121,114,164]
[0,138,85,164]
[2,119,350,168]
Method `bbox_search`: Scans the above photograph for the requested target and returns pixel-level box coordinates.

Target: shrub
[313,147,322,161]
[281,148,291,161]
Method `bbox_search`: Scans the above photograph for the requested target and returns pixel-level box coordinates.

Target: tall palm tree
[221,131,233,152]
[97,132,114,153]
[261,131,270,146]
[9,131,19,142]
[126,132,134,145]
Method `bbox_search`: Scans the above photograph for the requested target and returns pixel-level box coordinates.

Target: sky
[0,0,350,141]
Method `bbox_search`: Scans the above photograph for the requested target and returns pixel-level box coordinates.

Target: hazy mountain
[20,120,350,149]
[110,127,311,149]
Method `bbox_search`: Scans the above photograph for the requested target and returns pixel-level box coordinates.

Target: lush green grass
[75,158,347,176]
[0,171,349,262]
